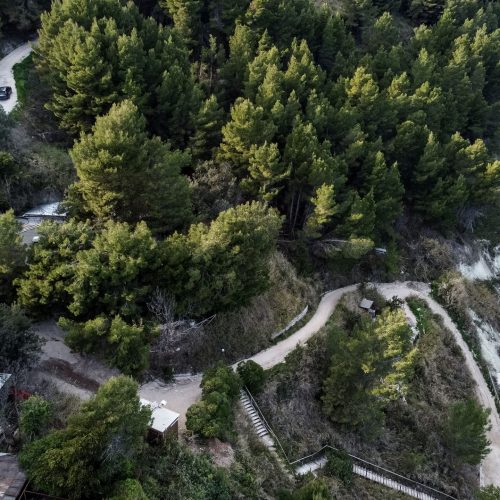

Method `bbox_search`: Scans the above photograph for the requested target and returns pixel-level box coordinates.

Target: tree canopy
[70,100,192,233]
[20,376,151,499]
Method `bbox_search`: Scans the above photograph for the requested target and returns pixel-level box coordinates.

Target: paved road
[0,42,33,114]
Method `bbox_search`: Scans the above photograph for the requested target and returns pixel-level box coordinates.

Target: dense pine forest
[4,0,497,360]
[0,0,500,499]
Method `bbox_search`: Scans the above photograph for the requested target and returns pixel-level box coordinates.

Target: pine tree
[161,0,203,47]
[16,221,95,316]
[389,120,430,186]
[47,22,119,134]
[241,142,288,201]
[411,132,445,215]
[209,0,251,36]
[318,13,355,77]
[410,0,446,24]
[411,48,439,89]
[19,377,151,499]
[368,152,404,236]
[339,0,377,35]
[365,12,399,54]
[154,35,202,146]
[219,23,256,103]
[284,39,324,104]
[67,221,161,319]
[218,98,277,172]
[243,0,317,49]
[189,95,224,161]
[245,32,281,100]
[71,100,191,233]
[161,202,282,316]
[425,175,468,226]
[322,308,414,437]
[341,190,376,241]
[0,210,25,302]
[37,0,199,142]
[255,63,285,112]
[304,184,337,238]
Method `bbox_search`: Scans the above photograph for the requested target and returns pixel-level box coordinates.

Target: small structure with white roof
[0,374,12,409]
[16,201,67,245]
[140,398,179,442]
[359,298,376,318]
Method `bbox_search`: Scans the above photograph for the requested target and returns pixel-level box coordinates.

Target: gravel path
[377,282,500,488]
[36,281,500,486]
[0,42,33,114]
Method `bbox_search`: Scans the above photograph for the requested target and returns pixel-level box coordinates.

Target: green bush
[107,479,148,500]
[12,54,32,111]
[477,486,500,500]
[444,399,491,465]
[237,360,266,394]
[19,396,53,442]
[279,477,332,500]
[186,362,242,440]
[324,448,353,486]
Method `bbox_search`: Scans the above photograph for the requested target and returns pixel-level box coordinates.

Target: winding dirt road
[144,281,499,486]
[0,42,33,114]
[377,282,500,488]
[38,281,500,486]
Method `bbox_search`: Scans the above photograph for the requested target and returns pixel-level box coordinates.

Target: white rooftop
[360,298,374,310]
[0,373,11,389]
[22,202,66,218]
[140,398,179,432]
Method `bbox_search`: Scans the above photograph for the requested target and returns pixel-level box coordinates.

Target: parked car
[0,86,12,100]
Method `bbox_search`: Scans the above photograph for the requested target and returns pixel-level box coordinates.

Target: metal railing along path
[242,387,457,500]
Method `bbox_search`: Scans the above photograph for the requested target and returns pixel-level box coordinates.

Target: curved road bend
[142,281,500,486]
[0,42,34,114]
[377,282,500,488]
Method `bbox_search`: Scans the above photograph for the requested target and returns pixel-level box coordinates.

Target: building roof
[359,298,374,310]
[22,202,66,218]
[0,374,11,390]
[141,399,179,433]
[0,453,27,500]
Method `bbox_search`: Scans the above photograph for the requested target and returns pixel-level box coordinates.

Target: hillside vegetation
[0,0,499,498]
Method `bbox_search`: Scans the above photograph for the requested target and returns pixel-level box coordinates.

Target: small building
[359,298,374,311]
[359,298,376,318]
[0,374,12,409]
[17,202,67,245]
[0,453,27,500]
[21,202,66,220]
[141,399,179,442]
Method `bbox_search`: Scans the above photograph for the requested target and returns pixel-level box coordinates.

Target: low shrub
[237,360,266,394]
[186,363,242,440]
[324,448,353,486]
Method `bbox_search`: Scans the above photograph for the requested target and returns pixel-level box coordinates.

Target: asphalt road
[0,42,33,114]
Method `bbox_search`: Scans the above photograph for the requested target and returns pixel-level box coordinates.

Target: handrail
[293,445,456,500]
[243,388,456,500]
[242,387,290,463]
